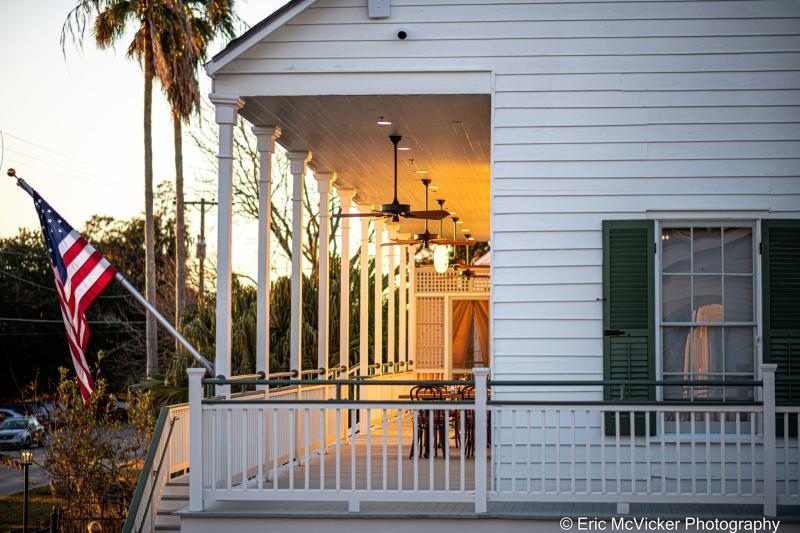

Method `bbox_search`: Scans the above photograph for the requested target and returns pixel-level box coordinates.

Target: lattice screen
[415,296,444,370]
[413,267,490,371]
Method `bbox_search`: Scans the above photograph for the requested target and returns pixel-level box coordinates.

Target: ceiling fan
[449,231,489,279]
[382,197,475,248]
[335,135,450,222]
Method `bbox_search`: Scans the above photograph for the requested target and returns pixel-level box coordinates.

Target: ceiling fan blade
[382,240,420,247]
[402,209,450,220]
[332,212,385,219]
[454,263,490,270]
[431,239,477,246]
[390,239,421,245]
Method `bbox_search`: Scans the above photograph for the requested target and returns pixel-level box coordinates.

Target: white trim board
[213,71,493,97]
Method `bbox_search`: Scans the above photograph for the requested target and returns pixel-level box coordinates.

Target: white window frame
[654,219,762,403]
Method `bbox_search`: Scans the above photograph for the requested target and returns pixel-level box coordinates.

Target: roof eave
[205,0,316,78]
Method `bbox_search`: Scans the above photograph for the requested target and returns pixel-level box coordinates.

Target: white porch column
[315,172,336,370]
[398,234,408,368]
[386,225,397,368]
[210,94,243,394]
[338,189,356,367]
[358,211,370,432]
[408,245,416,368]
[287,151,311,373]
[359,213,369,379]
[253,126,280,393]
[373,218,384,371]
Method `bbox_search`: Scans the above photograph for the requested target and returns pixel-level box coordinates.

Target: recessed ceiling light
[429,185,439,191]
[414,169,429,174]
[398,146,411,151]
[462,228,471,233]
[449,211,456,215]
[456,220,464,224]
[376,116,392,126]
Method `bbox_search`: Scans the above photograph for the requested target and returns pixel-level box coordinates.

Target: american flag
[32,189,117,404]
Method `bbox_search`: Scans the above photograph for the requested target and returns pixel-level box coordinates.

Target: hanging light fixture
[432,198,450,273]
[433,245,449,273]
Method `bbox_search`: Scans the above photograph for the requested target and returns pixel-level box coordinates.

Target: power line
[0,250,48,259]
[0,317,145,324]
[0,270,133,298]
[1,130,119,173]
[0,330,135,336]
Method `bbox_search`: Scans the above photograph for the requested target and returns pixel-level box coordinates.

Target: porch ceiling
[241,94,491,241]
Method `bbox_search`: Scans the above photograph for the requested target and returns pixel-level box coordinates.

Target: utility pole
[185,199,217,300]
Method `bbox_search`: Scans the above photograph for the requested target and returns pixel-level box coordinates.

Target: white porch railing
[179,365,797,519]
[123,403,189,533]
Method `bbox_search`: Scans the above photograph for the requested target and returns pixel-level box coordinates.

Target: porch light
[433,244,449,273]
[376,116,392,126]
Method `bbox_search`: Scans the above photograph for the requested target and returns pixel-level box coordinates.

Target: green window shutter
[762,219,800,406]
[602,220,655,436]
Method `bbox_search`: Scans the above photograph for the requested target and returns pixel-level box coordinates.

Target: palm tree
[62,0,191,377]
[152,0,235,347]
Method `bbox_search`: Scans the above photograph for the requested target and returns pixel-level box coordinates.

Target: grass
[0,485,62,531]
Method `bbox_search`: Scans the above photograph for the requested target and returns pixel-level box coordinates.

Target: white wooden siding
[214,0,800,391]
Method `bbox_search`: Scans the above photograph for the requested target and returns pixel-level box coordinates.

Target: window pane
[690,374,723,401]
[691,326,723,374]
[662,228,690,273]
[663,327,690,373]
[724,276,753,322]
[723,227,753,273]
[663,275,691,322]
[693,276,722,322]
[664,374,690,400]
[725,327,755,373]
[724,376,755,401]
[693,227,722,273]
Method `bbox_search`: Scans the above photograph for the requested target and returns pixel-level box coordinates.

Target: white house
[124,0,800,531]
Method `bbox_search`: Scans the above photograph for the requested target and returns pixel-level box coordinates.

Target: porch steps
[154,475,189,532]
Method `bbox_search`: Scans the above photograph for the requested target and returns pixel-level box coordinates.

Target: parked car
[2,402,53,427]
[0,408,26,422]
[0,416,46,449]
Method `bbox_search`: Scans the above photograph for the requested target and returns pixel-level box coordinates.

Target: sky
[0,0,288,279]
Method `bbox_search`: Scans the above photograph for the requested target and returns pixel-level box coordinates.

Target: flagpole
[8,169,215,375]
[113,273,214,373]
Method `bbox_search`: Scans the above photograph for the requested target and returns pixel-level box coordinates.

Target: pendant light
[432,199,450,273]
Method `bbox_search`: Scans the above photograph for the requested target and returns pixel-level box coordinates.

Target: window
[659,224,756,401]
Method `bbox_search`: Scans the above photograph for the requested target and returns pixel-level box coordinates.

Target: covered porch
[209,88,492,386]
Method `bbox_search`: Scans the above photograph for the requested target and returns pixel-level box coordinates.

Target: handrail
[219,371,266,381]
[202,377,467,386]
[201,377,762,387]
[122,406,169,533]
[488,379,763,387]
[136,415,179,533]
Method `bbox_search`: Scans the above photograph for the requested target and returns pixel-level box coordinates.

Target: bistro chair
[460,385,476,458]
[409,385,447,458]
